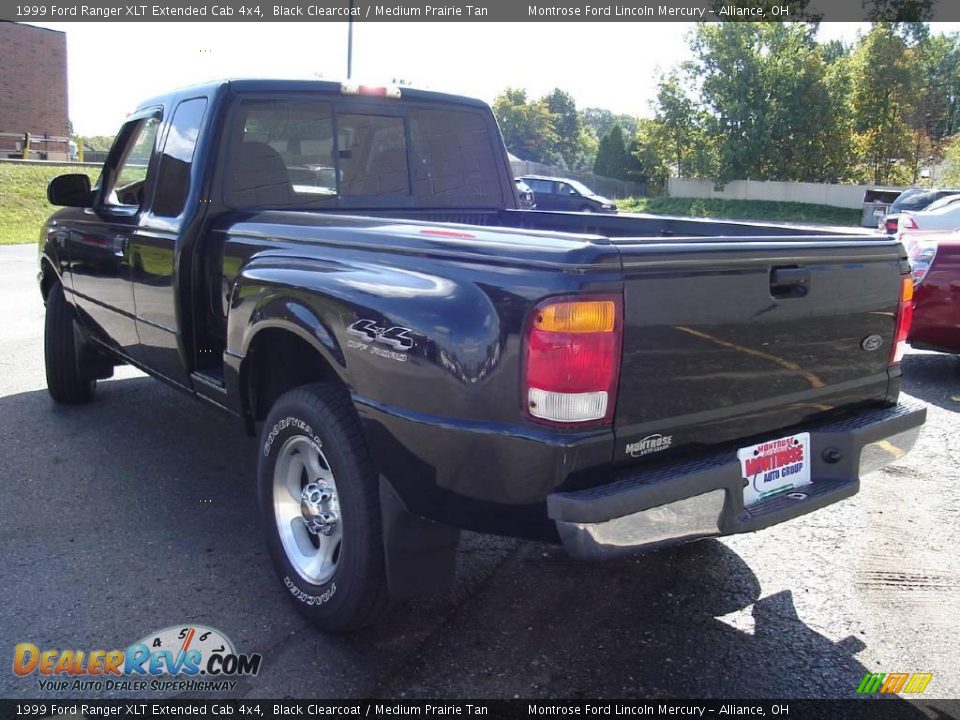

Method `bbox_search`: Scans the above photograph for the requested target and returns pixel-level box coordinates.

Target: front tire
[257,383,390,632]
[44,281,96,404]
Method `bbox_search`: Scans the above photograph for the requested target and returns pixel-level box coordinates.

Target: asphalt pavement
[1,243,958,706]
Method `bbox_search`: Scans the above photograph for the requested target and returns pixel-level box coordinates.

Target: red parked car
[904,229,960,353]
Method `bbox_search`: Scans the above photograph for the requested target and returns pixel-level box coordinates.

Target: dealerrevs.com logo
[12,625,262,693]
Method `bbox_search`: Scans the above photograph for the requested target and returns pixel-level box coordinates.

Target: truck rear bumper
[548,401,926,560]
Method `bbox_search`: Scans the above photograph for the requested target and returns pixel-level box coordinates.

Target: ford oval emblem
[861,334,883,352]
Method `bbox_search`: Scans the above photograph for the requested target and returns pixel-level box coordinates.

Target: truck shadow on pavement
[0,375,941,709]
[900,352,960,413]
[362,541,880,701]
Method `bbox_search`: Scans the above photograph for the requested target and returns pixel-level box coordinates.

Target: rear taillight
[523,296,622,425]
[890,277,914,365]
[907,240,939,285]
[900,215,919,230]
[885,217,899,234]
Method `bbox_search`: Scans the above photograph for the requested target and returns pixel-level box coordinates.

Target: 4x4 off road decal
[346,319,414,362]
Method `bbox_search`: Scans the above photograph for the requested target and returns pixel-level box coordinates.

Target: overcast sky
[31,21,960,136]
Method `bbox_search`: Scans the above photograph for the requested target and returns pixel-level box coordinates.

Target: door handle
[770,266,809,298]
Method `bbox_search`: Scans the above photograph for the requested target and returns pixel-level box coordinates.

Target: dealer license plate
[738,432,811,508]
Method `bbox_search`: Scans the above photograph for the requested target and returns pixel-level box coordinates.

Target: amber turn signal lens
[901,277,914,302]
[533,300,616,334]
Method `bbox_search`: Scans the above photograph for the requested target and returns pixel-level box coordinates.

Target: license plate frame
[738,432,812,508]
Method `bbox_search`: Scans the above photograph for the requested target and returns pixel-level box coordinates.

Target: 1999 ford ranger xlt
[38,80,925,631]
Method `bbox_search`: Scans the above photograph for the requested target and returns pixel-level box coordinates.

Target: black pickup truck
[39,80,925,631]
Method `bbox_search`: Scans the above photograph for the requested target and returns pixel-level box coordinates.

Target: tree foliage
[848,24,915,183]
[942,133,960,186]
[581,108,638,145]
[493,87,598,170]
[593,125,641,181]
[638,22,960,187]
[491,23,960,188]
[492,88,559,165]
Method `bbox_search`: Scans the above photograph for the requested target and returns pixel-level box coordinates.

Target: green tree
[762,24,853,182]
[691,23,780,183]
[941,133,960,186]
[631,119,672,192]
[543,89,588,170]
[593,125,639,181]
[848,23,917,183]
[492,88,559,164]
[921,33,960,141]
[581,108,638,145]
[690,23,851,184]
[654,70,700,177]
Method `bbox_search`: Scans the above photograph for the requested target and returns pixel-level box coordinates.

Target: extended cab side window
[154,98,208,217]
[226,100,337,208]
[226,99,419,209]
[105,116,161,208]
[337,114,410,197]
[407,106,502,206]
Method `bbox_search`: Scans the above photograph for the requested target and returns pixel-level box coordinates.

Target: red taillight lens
[523,296,622,425]
[901,215,919,230]
[890,277,914,365]
[885,218,899,234]
[907,239,939,285]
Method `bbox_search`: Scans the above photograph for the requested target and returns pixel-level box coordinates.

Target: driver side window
[106,116,160,207]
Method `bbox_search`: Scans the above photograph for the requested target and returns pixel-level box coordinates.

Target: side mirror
[568,189,579,196]
[48,174,93,207]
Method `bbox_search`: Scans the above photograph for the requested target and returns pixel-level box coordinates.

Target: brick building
[0,23,69,160]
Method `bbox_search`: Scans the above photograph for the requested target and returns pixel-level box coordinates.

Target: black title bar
[2,699,959,719]
[4,0,960,22]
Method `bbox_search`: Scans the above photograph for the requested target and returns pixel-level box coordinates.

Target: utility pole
[347,1,354,79]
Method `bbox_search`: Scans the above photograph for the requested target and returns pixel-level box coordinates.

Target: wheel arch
[39,255,60,302]
[239,322,350,431]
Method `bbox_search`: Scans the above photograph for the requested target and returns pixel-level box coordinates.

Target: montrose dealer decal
[12,625,261,692]
[625,433,673,458]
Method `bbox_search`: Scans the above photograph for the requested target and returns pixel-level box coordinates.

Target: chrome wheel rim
[273,435,342,585]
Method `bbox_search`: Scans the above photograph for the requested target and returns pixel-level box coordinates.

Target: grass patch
[616,196,861,227]
[0,163,99,245]
[2,163,863,244]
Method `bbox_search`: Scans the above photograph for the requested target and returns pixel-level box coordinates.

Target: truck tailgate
[612,237,906,463]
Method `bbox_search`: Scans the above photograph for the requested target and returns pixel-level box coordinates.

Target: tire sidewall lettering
[284,576,337,606]
[263,416,323,457]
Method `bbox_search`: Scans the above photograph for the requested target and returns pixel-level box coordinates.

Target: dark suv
[518,175,617,213]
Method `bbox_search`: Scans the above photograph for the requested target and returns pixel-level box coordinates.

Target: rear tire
[257,382,390,632]
[44,281,96,404]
